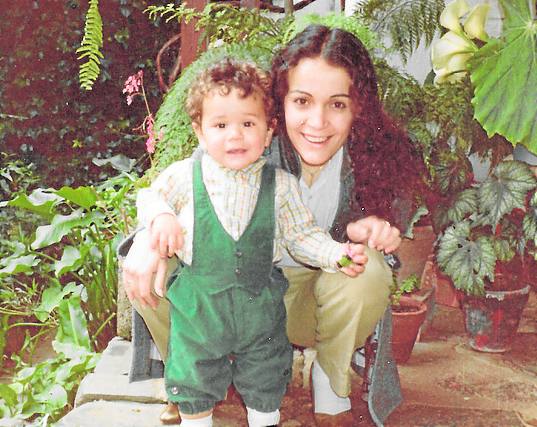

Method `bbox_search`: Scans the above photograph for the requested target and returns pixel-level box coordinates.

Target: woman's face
[284,57,354,167]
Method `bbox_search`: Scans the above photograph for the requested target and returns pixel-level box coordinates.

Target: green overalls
[165,160,293,415]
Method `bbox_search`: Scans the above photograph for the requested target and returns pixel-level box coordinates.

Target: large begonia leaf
[437,220,496,295]
[469,0,537,153]
[478,161,536,227]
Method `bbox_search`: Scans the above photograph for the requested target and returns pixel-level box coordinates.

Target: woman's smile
[284,57,353,166]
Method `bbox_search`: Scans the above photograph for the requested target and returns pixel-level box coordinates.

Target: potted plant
[435,160,537,352]
[390,273,428,363]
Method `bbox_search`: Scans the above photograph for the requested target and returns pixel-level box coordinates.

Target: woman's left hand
[346,216,401,253]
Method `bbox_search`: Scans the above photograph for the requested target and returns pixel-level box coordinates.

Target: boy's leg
[232,284,293,418]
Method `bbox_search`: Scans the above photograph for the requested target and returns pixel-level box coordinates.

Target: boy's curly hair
[186,58,273,125]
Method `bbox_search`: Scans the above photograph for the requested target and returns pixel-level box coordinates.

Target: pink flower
[143,114,161,154]
[123,70,143,104]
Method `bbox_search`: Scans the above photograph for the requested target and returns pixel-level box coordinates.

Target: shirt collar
[203,153,266,180]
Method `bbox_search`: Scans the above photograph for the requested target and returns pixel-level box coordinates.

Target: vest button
[170,386,179,395]
[235,251,243,258]
[235,268,241,276]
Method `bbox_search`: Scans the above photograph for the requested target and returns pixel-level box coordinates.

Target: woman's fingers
[154,258,168,298]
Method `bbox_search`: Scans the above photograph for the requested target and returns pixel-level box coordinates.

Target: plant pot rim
[464,284,531,300]
[392,296,427,315]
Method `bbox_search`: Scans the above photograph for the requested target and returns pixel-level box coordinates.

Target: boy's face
[192,87,273,170]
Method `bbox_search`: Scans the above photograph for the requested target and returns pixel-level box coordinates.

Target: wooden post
[240,0,261,8]
[179,0,208,70]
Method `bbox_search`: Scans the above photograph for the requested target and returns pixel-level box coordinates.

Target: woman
[122,25,409,426]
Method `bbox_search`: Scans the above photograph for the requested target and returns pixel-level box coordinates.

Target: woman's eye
[333,101,347,109]
[244,121,254,127]
[294,97,308,106]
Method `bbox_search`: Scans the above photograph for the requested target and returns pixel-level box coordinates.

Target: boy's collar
[202,153,266,177]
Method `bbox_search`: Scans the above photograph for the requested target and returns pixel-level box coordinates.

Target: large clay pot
[461,285,530,353]
[391,296,427,363]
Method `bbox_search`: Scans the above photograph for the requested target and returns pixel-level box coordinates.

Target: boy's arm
[276,170,367,274]
[136,159,192,257]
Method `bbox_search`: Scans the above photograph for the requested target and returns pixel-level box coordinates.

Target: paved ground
[49,291,537,426]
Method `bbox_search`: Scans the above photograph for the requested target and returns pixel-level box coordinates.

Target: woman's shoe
[160,402,181,425]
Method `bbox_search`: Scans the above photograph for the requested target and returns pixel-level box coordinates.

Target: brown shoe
[314,411,357,427]
[160,402,181,425]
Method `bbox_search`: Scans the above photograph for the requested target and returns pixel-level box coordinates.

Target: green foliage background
[0,0,176,188]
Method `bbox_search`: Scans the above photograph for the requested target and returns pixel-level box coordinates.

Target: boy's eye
[244,121,254,127]
[216,123,226,128]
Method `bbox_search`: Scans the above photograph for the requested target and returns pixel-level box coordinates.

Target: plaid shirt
[136,154,344,269]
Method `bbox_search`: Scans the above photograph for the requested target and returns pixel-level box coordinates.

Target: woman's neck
[300,161,327,187]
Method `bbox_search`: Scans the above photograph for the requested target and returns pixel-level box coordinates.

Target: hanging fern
[354,0,445,63]
[76,0,104,91]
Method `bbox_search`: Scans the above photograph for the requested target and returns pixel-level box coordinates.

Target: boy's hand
[150,213,185,258]
[337,243,368,277]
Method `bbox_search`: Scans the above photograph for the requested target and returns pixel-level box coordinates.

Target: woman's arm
[122,230,169,309]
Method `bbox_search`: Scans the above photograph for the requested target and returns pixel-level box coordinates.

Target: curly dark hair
[187,57,273,125]
[271,25,428,229]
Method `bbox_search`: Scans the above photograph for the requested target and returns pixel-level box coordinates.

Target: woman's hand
[338,243,368,277]
[122,232,169,309]
[150,213,185,258]
[346,216,401,253]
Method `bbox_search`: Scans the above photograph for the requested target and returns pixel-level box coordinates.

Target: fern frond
[76,0,103,91]
[354,0,445,63]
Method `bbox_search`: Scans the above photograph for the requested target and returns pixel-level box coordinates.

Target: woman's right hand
[122,231,169,309]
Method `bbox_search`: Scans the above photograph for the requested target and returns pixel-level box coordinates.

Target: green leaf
[1,188,62,220]
[447,187,478,224]
[31,209,105,249]
[469,0,537,152]
[402,205,429,239]
[478,161,536,227]
[55,186,97,209]
[55,295,91,353]
[34,383,68,411]
[523,206,537,246]
[35,282,80,322]
[54,246,83,277]
[0,384,18,408]
[437,221,496,295]
[0,254,39,276]
[92,154,136,172]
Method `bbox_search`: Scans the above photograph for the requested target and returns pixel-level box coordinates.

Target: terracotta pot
[421,256,460,308]
[461,285,530,353]
[391,296,427,363]
[395,225,436,282]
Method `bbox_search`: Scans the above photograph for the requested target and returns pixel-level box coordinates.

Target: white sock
[246,407,280,426]
[179,413,213,427]
[312,360,351,415]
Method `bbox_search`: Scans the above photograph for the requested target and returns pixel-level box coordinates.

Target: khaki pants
[132,246,391,398]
